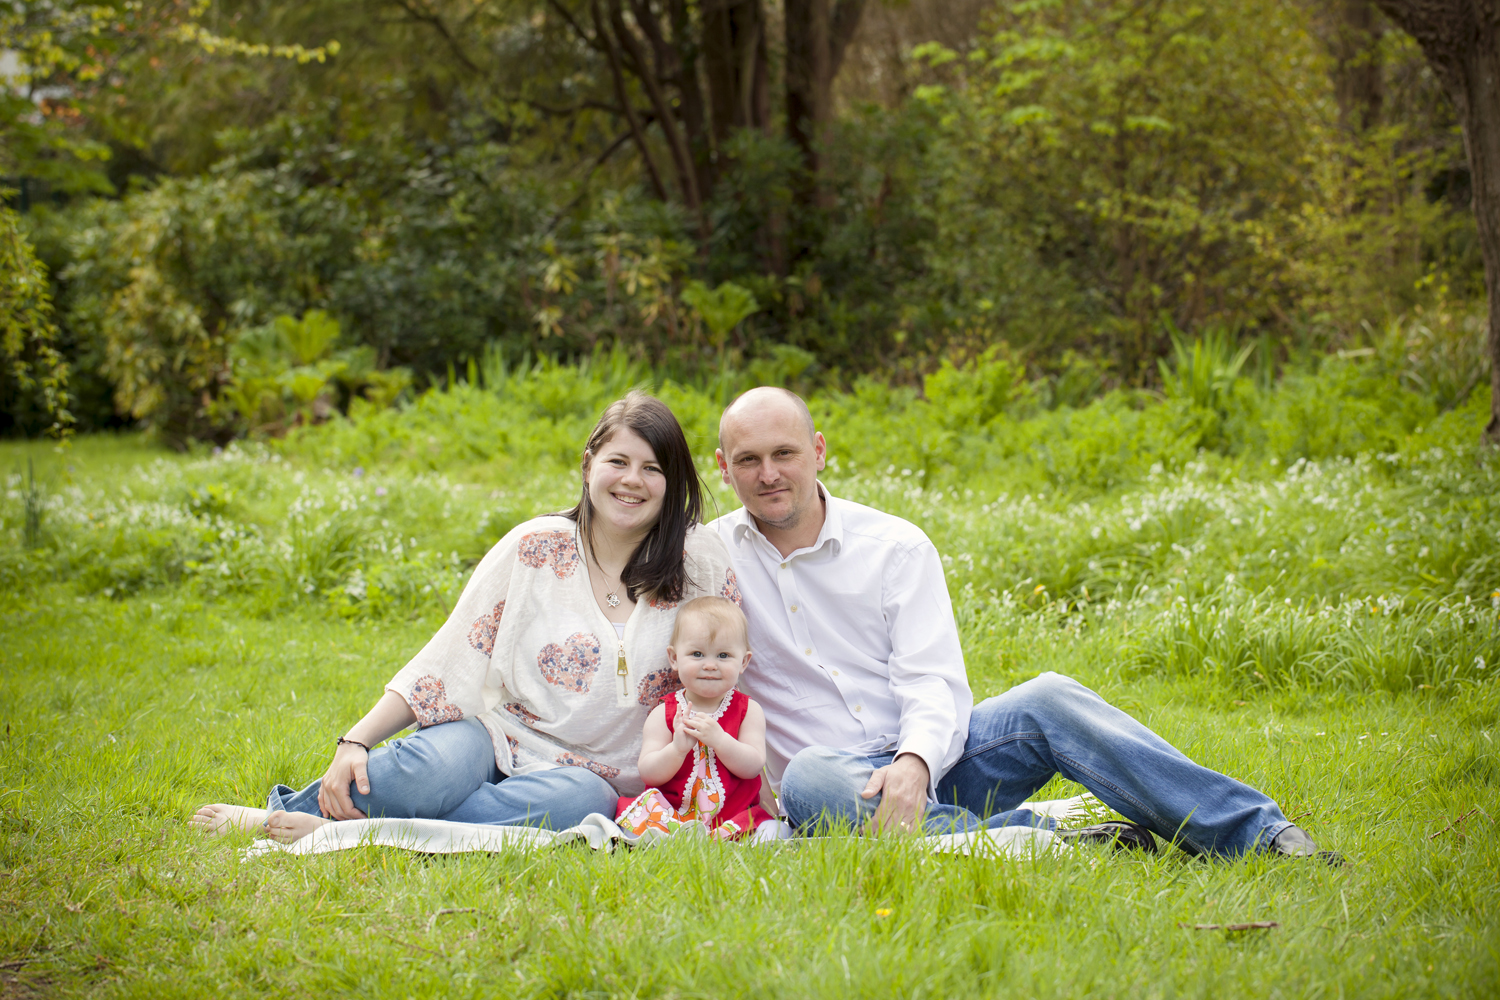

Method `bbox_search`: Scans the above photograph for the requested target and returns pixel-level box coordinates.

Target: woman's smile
[586,428,666,537]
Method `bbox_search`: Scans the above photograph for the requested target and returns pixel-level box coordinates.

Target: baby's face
[669,616,750,701]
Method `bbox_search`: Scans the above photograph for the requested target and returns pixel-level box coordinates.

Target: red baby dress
[615,689,773,840]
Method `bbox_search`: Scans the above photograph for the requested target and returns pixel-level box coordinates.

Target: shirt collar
[732,480,842,558]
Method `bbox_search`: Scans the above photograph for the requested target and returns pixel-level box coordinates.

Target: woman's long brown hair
[564,391,704,603]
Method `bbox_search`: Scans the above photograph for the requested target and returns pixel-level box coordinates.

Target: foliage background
[0,0,1490,444]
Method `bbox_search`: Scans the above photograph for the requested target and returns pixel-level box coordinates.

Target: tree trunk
[594,1,670,202]
[703,0,779,273]
[660,0,716,202]
[1373,0,1500,443]
[702,0,770,145]
[1322,0,1386,133]
[580,0,777,243]
[784,0,867,198]
[604,0,708,233]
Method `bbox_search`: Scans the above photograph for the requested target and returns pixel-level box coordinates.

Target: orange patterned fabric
[615,690,773,841]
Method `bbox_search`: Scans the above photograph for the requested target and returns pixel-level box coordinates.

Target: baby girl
[616,596,773,839]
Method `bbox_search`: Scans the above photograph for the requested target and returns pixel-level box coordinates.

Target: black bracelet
[337,737,371,752]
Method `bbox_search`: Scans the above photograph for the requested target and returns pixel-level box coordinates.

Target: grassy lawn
[2,390,1498,997]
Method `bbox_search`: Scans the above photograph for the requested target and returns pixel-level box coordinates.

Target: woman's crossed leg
[192,718,617,841]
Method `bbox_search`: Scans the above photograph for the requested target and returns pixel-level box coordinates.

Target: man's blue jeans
[780,672,1294,856]
[267,717,619,829]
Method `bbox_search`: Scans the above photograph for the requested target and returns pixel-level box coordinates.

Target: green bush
[4,346,1493,633]
[1129,593,1500,694]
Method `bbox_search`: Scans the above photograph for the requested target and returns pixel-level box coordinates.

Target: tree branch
[519,98,627,117]
[593,0,670,202]
[546,0,606,53]
[545,126,649,233]
[389,0,482,74]
[607,0,702,212]
[627,0,676,80]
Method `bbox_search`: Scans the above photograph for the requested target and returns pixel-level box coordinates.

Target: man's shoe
[1268,825,1345,865]
[1057,821,1158,853]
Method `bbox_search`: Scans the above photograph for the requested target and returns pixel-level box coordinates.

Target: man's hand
[861,753,930,835]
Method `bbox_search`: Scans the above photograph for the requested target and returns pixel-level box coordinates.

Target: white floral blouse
[385,515,742,796]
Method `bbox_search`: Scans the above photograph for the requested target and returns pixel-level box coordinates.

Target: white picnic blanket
[243,794,1097,860]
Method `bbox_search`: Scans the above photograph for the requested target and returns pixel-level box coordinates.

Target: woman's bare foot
[264,809,328,844]
[190,803,269,836]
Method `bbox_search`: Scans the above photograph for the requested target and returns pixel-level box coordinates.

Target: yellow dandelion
[1034,584,1046,594]
[875,908,893,918]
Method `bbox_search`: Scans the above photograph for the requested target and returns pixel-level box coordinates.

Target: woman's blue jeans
[779,672,1294,856]
[267,718,619,830]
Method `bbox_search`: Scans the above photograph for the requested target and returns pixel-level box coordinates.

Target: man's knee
[780,746,873,829]
[785,744,854,773]
[974,671,1090,724]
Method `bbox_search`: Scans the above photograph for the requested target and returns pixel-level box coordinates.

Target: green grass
[4,585,1497,998]
[2,363,1499,997]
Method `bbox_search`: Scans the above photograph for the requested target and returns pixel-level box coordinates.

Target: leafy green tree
[1,0,120,196]
[0,197,71,436]
[57,173,299,446]
[1371,0,1500,443]
[914,0,1339,376]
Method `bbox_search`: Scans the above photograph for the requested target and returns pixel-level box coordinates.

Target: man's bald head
[715,386,827,536]
[719,386,815,452]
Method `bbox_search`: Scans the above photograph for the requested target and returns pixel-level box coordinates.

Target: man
[709,386,1331,858]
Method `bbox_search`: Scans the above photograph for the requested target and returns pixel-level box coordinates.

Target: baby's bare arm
[637,704,691,786]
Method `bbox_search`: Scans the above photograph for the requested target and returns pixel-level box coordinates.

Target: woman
[193,391,740,841]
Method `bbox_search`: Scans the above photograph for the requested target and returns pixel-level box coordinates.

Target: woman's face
[585,427,668,542]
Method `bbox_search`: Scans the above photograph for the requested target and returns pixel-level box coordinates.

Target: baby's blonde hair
[670,595,749,649]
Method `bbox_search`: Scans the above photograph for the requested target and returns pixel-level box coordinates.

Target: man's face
[716,399,826,531]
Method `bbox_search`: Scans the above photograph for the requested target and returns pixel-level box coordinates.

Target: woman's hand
[316,690,417,821]
[318,742,372,821]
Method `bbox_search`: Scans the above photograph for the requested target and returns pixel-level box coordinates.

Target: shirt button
[780,562,787,569]
[805,648,812,655]
[855,705,862,712]
[790,604,798,613]
[832,669,839,676]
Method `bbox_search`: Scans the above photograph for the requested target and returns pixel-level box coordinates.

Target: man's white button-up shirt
[710,484,973,795]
